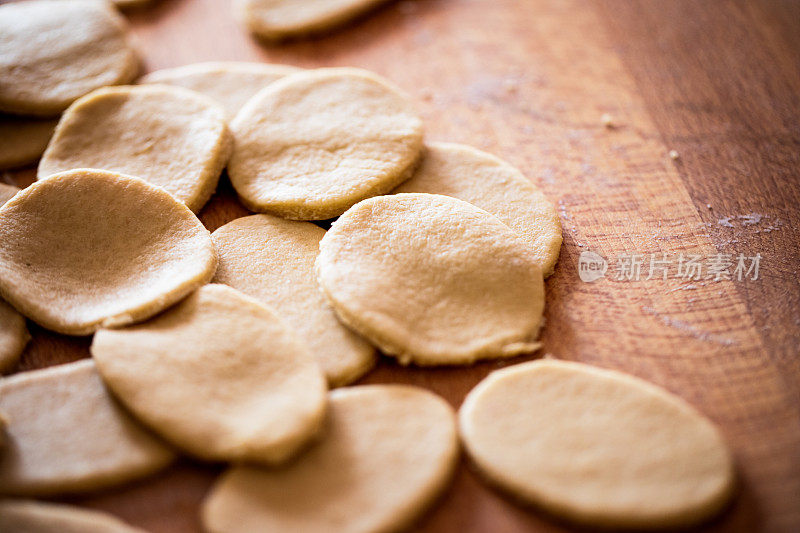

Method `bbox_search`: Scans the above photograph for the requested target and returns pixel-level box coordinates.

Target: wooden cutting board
[3,0,799,531]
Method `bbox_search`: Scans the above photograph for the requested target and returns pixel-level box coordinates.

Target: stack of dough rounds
[0,169,217,336]
[228,68,423,220]
[394,142,563,277]
[213,215,376,386]
[202,385,459,533]
[92,284,328,465]
[38,85,232,212]
[0,300,28,374]
[317,193,545,365]
[236,0,390,40]
[0,116,58,170]
[0,359,175,496]
[139,62,301,119]
[458,360,736,529]
[0,184,28,373]
[0,500,146,533]
[0,0,138,116]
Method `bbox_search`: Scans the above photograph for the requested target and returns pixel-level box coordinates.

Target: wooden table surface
[4,0,800,532]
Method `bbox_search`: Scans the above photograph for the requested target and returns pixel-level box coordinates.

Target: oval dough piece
[236,0,390,40]
[229,68,423,220]
[0,300,28,374]
[0,185,29,373]
[394,143,563,277]
[139,62,301,119]
[459,359,736,529]
[0,500,146,533]
[203,385,458,533]
[92,284,328,465]
[0,359,175,496]
[0,0,138,116]
[38,85,232,212]
[0,169,218,336]
[213,215,376,387]
[0,115,58,170]
[317,193,545,365]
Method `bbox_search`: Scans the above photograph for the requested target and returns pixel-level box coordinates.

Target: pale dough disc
[0,500,145,533]
[236,0,390,40]
[0,115,58,170]
[202,385,459,533]
[92,284,328,465]
[459,359,736,529]
[0,359,175,496]
[228,67,423,220]
[0,300,28,374]
[0,0,139,117]
[139,62,301,119]
[394,143,563,277]
[213,215,376,386]
[38,84,232,212]
[0,169,218,336]
[0,185,29,373]
[317,193,545,366]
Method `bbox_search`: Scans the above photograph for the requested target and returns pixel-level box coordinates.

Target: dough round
[213,215,376,386]
[228,68,423,220]
[38,84,232,212]
[92,284,328,465]
[0,359,175,496]
[317,193,545,365]
[394,143,563,277]
[0,0,138,116]
[139,62,301,119]
[0,115,58,170]
[0,300,28,374]
[0,185,29,373]
[202,385,458,533]
[0,500,145,533]
[459,359,736,529]
[0,169,218,336]
[236,0,390,41]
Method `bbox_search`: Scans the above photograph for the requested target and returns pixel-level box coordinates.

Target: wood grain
[3,0,799,531]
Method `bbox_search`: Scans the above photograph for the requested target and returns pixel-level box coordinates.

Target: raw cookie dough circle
[202,385,458,533]
[0,169,217,336]
[92,284,328,465]
[139,62,301,119]
[0,500,146,533]
[394,142,563,277]
[317,193,545,365]
[228,67,423,220]
[0,300,28,374]
[0,185,29,373]
[0,359,175,496]
[0,0,138,116]
[459,360,736,529]
[237,0,390,41]
[0,115,58,170]
[213,215,376,386]
[38,85,232,212]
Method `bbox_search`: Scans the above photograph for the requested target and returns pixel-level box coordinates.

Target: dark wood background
[3,0,799,531]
